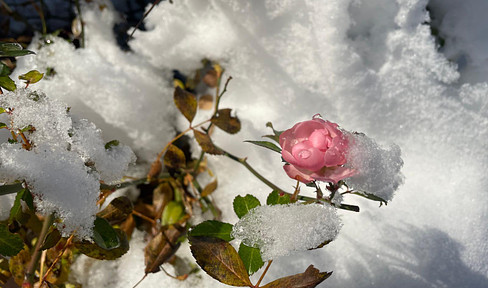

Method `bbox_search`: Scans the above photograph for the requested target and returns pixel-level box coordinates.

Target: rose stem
[24,213,54,286]
[255,260,273,287]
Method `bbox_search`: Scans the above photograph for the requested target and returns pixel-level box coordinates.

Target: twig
[24,213,54,286]
[128,0,163,40]
[40,234,75,284]
[255,260,273,287]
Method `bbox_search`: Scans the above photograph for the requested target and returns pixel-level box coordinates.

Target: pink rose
[279,115,355,183]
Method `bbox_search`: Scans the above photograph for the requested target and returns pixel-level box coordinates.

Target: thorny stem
[24,213,54,286]
[255,260,273,287]
[41,234,75,284]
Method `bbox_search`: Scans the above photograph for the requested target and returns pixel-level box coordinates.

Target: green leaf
[261,265,332,288]
[351,191,388,206]
[92,217,120,250]
[0,42,35,57]
[0,183,23,196]
[189,220,234,241]
[104,140,119,150]
[266,190,291,205]
[0,224,23,256]
[174,86,197,123]
[211,108,241,134]
[0,123,6,129]
[75,229,129,260]
[161,201,185,226]
[9,189,26,222]
[39,227,61,250]
[0,75,16,91]
[245,140,281,153]
[20,125,34,133]
[238,243,264,275]
[263,122,283,143]
[18,70,43,84]
[96,196,133,225]
[189,236,252,287]
[163,144,186,169]
[233,194,260,219]
[193,129,224,155]
[0,63,10,76]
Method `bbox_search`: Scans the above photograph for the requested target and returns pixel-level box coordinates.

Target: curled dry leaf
[261,265,332,288]
[145,224,186,274]
[147,159,162,181]
[189,236,252,287]
[96,196,134,225]
[211,109,241,134]
[193,130,224,155]
[164,144,186,169]
[174,86,197,123]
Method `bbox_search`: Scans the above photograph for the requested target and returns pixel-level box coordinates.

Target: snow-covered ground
[4,0,488,287]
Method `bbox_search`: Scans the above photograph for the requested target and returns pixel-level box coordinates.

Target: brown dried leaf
[261,265,332,288]
[203,69,218,87]
[201,179,218,197]
[96,196,133,225]
[189,237,252,287]
[193,130,224,155]
[198,94,214,110]
[147,159,162,181]
[153,182,174,219]
[163,144,186,169]
[174,86,197,123]
[211,109,241,134]
[145,224,186,274]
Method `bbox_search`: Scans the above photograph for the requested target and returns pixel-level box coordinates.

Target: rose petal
[312,166,357,183]
[283,164,314,183]
[291,120,328,140]
[291,141,326,171]
[309,129,332,151]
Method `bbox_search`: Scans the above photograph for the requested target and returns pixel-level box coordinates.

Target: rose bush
[279,115,355,183]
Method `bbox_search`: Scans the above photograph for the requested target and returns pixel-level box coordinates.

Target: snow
[0,89,135,239]
[232,203,342,261]
[3,0,488,287]
[345,132,404,201]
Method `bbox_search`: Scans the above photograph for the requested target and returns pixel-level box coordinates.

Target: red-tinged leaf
[211,109,241,134]
[145,224,186,274]
[201,179,218,197]
[193,130,224,155]
[261,265,332,288]
[174,86,197,123]
[190,236,252,287]
[163,144,186,169]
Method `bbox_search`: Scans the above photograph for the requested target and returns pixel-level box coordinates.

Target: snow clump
[346,132,404,202]
[232,203,342,261]
[0,89,136,238]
